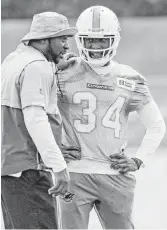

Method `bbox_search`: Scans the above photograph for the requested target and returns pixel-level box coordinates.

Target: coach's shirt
[57,59,157,174]
[1,44,66,175]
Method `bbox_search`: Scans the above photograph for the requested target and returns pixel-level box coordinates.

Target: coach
[1,12,77,229]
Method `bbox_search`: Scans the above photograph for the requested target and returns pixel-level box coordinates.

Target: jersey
[57,59,152,174]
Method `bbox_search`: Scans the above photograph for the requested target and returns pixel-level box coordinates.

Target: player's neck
[89,61,115,77]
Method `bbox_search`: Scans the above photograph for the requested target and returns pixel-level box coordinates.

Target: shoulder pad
[116,64,147,91]
[58,57,85,81]
[118,64,146,83]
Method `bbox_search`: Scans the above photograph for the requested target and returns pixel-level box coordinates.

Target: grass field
[1,149,167,229]
[88,148,167,229]
[1,17,167,229]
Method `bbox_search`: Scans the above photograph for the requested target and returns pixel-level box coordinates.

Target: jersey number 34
[73,92,125,138]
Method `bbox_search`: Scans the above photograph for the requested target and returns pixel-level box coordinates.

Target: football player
[56,6,166,229]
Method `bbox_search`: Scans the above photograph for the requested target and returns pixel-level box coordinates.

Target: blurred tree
[1,0,167,18]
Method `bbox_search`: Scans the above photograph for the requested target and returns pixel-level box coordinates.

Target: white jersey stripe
[92,6,101,29]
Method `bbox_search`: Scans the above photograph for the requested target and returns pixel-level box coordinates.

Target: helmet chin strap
[85,49,115,67]
[89,62,106,67]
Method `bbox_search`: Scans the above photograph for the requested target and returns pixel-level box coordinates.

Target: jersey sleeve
[20,61,47,109]
[127,74,153,112]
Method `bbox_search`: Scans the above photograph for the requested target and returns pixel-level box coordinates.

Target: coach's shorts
[59,173,136,229]
[1,169,58,229]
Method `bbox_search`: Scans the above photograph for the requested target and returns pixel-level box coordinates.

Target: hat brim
[21,27,77,42]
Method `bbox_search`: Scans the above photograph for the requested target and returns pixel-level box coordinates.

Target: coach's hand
[110,153,138,174]
[48,168,70,197]
[57,53,77,70]
[61,145,81,163]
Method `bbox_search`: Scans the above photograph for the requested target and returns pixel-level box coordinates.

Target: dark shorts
[1,169,58,229]
[59,172,136,229]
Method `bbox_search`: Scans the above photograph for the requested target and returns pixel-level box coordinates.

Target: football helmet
[75,6,121,66]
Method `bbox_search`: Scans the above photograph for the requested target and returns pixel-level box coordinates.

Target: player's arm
[110,71,166,173]
[134,100,166,164]
[20,62,69,196]
[128,74,166,165]
[110,101,166,173]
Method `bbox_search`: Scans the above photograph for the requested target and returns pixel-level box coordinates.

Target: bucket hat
[21,12,77,42]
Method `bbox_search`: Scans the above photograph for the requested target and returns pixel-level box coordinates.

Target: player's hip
[66,172,135,205]
[69,172,136,189]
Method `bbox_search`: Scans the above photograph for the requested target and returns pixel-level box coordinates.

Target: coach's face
[48,36,70,64]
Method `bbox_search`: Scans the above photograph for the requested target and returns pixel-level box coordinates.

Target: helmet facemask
[75,34,120,66]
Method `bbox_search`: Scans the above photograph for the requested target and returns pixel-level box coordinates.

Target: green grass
[1,17,167,146]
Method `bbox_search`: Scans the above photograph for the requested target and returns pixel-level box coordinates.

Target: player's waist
[78,143,127,163]
[67,158,120,175]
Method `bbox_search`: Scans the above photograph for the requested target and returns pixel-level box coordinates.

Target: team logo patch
[117,77,135,91]
[87,83,114,91]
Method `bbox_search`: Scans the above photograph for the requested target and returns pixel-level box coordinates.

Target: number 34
[73,92,125,138]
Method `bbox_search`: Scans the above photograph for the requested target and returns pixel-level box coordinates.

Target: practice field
[88,148,167,229]
[1,17,167,229]
[1,148,167,229]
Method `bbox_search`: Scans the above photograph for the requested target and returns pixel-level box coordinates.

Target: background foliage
[1,0,167,19]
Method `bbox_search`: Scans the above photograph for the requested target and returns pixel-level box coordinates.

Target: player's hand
[61,145,81,163]
[48,168,70,197]
[57,53,77,70]
[110,153,138,174]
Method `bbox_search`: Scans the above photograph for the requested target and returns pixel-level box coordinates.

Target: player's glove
[57,53,77,70]
[110,153,143,174]
[61,144,81,163]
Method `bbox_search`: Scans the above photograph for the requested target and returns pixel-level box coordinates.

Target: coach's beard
[45,43,60,64]
[49,50,60,64]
